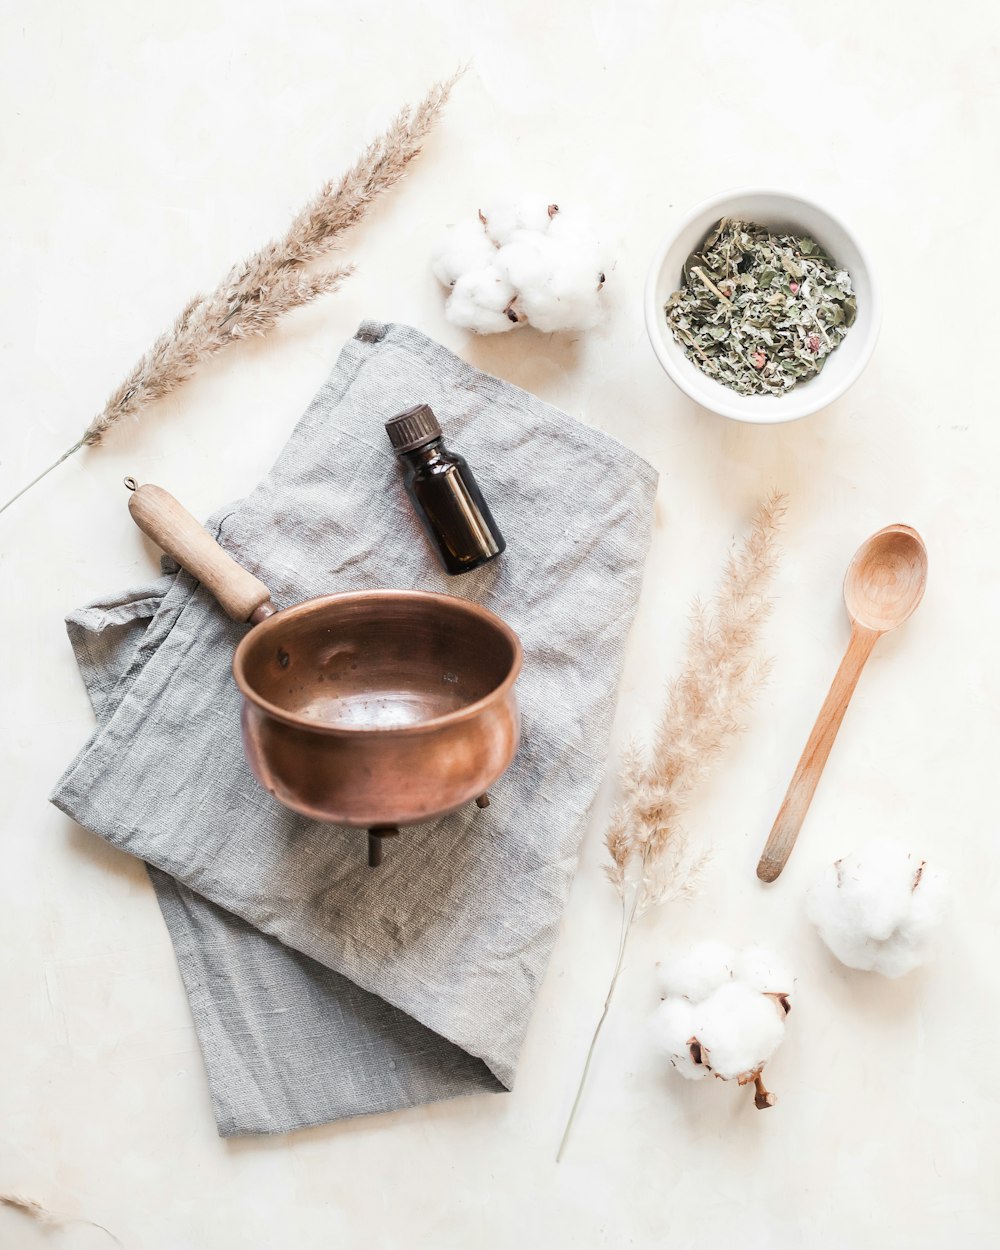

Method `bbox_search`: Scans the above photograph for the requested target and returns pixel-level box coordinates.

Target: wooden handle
[757,625,879,882]
[127,482,272,622]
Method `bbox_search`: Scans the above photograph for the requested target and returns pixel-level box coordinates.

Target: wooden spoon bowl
[844,525,927,633]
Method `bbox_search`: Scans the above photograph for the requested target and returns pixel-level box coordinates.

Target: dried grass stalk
[0,1192,120,1244]
[0,70,461,516]
[556,493,787,1161]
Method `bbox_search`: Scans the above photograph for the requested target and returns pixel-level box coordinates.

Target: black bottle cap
[385,403,442,454]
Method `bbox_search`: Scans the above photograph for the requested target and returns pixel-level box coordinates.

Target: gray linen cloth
[51,321,657,1136]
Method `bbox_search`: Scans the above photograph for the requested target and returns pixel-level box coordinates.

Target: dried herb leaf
[664,218,857,397]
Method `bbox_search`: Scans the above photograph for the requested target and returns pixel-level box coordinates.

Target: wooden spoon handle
[127,482,273,623]
[757,625,879,882]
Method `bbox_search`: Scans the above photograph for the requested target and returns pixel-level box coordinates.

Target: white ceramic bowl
[644,189,880,424]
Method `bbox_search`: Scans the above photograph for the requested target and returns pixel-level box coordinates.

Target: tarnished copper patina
[235,591,521,863]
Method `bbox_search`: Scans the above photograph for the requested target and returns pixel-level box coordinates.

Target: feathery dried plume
[605,491,786,912]
[0,70,462,516]
[557,493,787,1161]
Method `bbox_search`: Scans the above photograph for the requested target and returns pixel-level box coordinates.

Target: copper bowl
[235,590,521,830]
[127,483,523,866]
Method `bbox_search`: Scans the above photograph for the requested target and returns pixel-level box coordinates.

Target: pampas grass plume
[0,70,462,516]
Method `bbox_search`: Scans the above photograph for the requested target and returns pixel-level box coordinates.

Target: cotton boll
[433,198,609,335]
[694,981,786,1080]
[479,193,555,246]
[431,219,497,288]
[444,266,520,335]
[735,945,794,996]
[649,998,708,1080]
[656,941,736,1002]
[651,941,792,1108]
[807,838,946,978]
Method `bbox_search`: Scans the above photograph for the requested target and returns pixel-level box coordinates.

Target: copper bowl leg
[367,826,399,868]
[364,794,494,869]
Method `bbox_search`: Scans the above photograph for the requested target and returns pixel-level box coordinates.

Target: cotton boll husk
[807,838,947,978]
[735,945,793,995]
[694,981,786,1080]
[656,941,736,1003]
[649,998,708,1080]
[444,266,519,335]
[431,219,497,287]
[479,192,554,246]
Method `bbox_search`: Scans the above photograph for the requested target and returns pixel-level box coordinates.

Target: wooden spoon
[756,524,928,883]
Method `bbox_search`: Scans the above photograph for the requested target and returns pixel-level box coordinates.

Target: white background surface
[1,2,996,1247]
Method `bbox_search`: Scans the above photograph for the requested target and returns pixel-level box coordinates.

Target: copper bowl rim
[231,588,523,737]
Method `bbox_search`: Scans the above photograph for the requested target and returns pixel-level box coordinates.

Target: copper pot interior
[238,593,519,730]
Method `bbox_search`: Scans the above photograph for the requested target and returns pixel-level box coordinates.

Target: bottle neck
[399,436,446,466]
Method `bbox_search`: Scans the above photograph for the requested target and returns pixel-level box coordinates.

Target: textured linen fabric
[51,321,657,1136]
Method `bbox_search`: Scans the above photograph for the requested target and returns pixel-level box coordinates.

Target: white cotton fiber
[494,229,553,296]
[655,940,736,1002]
[735,945,794,996]
[479,192,555,245]
[431,219,497,287]
[807,838,947,978]
[431,195,608,335]
[503,236,604,333]
[693,981,786,1080]
[443,266,518,335]
[649,998,708,1080]
[547,211,608,272]
[651,941,792,1096]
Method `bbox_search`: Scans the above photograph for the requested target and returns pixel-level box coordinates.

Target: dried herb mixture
[665,218,857,396]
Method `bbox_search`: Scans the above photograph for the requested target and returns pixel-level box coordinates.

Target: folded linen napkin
[51,321,657,1135]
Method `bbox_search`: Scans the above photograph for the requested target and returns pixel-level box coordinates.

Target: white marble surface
[1,2,997,1246]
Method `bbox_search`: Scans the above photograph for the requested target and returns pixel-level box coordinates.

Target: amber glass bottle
[385,404,506,575]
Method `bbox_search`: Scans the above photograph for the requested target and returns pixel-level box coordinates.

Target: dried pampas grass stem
[0,70,462,516]
[0,1192,121,1245]
[556,493,787,1161]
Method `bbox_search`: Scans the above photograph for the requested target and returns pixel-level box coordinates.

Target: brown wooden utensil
[756,524,928,883]
[125,480,522,867]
